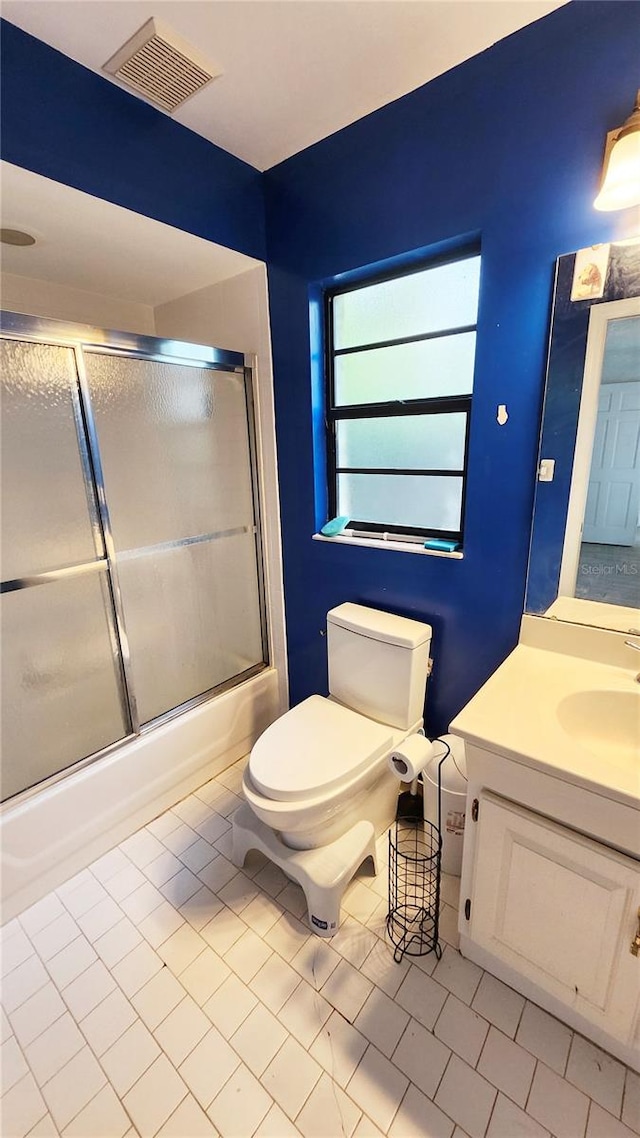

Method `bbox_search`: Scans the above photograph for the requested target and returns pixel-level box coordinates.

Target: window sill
[312,532,464,558]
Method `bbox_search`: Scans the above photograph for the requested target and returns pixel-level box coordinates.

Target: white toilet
[241,602,433,850]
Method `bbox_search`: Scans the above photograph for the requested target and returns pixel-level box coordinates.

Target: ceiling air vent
[103,18,221,113]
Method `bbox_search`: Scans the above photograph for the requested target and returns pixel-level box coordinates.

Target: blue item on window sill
[423,538,459,552]
[320,516,350,537]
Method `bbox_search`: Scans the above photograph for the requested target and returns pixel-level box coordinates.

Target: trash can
[423,734,467,876]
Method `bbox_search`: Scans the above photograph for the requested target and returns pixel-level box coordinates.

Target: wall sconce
[594,90,640,211]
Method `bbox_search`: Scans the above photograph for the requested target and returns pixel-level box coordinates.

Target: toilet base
[231,803,377,936]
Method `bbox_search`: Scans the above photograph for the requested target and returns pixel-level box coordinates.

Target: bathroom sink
[556,690,640,765]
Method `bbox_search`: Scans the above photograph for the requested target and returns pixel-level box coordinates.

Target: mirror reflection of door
[559,299,640,607]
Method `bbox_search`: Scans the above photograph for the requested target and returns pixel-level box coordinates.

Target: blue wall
[0,20,266,261]
[264,0,640,735]
[2,5,640,735]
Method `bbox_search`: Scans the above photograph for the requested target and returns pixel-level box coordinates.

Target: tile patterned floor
[1,758,639,1138]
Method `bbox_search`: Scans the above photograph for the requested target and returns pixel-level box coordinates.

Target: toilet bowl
[242,693,421,849]
[242,603,434,853]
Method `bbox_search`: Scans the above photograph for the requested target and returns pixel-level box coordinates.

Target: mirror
[526,238,640,630]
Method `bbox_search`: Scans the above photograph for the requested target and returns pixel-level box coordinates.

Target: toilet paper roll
[388,734,435,782]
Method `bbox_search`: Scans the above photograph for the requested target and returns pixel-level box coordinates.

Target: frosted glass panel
[334,332,477,405]
[333,257,481,350]
[118,534,264,724]
[1,339,99,580]
[336,413,465,471]
[338,473,463,531]
[84,355,255,550]
[1,571,127,801]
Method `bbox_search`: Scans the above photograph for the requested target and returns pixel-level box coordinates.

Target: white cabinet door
[470,793,640,1044]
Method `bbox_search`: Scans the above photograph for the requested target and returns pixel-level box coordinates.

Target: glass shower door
[0,339,129,801]
[82,352,266,726]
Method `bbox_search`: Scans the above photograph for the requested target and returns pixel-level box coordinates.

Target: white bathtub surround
[1,759,639,1138]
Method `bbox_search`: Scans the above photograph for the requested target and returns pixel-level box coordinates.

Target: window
[325,251,481,545]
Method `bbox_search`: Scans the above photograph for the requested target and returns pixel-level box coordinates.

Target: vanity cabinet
[469,792,640,1046]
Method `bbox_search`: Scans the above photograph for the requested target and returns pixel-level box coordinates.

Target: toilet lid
[249,695,393,802]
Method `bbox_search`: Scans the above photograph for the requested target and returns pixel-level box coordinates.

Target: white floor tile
[153,995,210,1066]
[145,812,183,843]
[360,939,410,998]
[200,907,247,955]
[123,1053,188,1137]
[329,917,378,971]
[265,912,310,962]
[30,914,79,963]
[157,924,206,974]
[354,986,409,1058]
[40,1046,106,1131]
[178,1027,240,1108]
[342,881,380,924]
[218,872,259,914]
[130,968,186,1031]
[471,972,525,1039]
[181,947,231,1006]
[93,918,142,969]
[432,946,482,1005]
[120,830,166,870]
[389,1082,454,1138]
[516,1001,572,1075]
[309,1009,369,1090]
[395,964,448,1031]
[0,1072,48,1137]
[138,900,185,949]
[100,1020,161,1097]
[178,838,218,875]
[527,1061,590,1138]
[2,955,50,1014]
[296,1071,361,1138]
[62,960,115,1021]
[0,1007,11,1044]
[587,1102,639,1138]
[90,848,131,884]
[160,867,203,908]
[76,898,124,944]
[120,882,164,925]
[231,1003,288,1076]
[143,851,184,889]
[261,1034,321,1120]
[291,938,341,991]
[103,864,147,903]
[352,1114,385,1138]
[173,795,215,831]
[486,1093,550,1138]
[566,1034,626,1117]
[277,883,308,921]
[1,924,34,978]
[434,993,489,1066]
[438,904,460,951]
[24,1014,85,1086]
[197,855,239,895]
[622,1070,640,1134]
[321,958,373,1024]
[61,1084,130,1137]
[242,892,284,938]
[254,1102,301,1137]
[224,927,272,982]
[9,983,66,1049]
[19,895,65,940]
[25,1109,60,1136]
[477,1025,536,1109]
[111,941,163,997]
[253,862,289,899]
[347,1044,409,1134]
[163,823,200,858]
[208,1063,273,1137]
[156,1094,218,1137]
[59,875,108,920]
[179,886,224,932]
[79,988,136,1056]
[392,1017,450,1100]
[277,979,331,1050]
[434,1053,497,1138]
[45,935,97,992]
[250,953,300,1014]
[1,1035,29,1094]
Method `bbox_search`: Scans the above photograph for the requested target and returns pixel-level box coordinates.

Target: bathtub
[1,667,282,921]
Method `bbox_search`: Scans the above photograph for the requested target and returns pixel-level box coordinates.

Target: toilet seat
[249,695,393,802]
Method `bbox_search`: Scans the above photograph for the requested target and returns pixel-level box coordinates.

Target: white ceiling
[3,0,565,171]
[0,162,259,305]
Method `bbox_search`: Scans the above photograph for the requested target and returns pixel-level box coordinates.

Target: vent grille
[104,18,220,113]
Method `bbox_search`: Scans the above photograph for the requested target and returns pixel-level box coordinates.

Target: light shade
[594,92,640,212]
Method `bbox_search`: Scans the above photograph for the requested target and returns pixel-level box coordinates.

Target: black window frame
[324,250,479,545]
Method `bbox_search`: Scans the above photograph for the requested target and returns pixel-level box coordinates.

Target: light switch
[538,458,555,482]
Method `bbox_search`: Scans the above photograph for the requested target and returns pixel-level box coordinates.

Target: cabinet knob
[631,908,640,957]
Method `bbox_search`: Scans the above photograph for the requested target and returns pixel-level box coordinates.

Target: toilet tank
[327,603,432,730]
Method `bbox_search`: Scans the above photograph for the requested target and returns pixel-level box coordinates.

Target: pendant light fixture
[594,90,640,212]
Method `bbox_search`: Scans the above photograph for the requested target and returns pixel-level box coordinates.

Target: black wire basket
[387,814,442,962]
